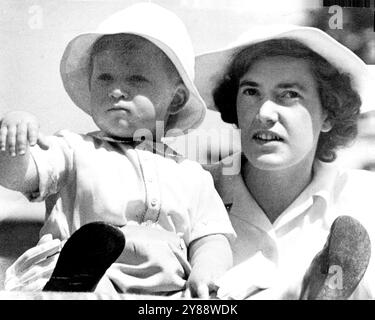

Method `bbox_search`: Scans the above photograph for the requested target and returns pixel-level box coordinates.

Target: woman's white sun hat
[195,24,375,114]
[60,2,206,135]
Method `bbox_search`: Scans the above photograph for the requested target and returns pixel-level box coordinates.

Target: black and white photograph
[1,0,375,307]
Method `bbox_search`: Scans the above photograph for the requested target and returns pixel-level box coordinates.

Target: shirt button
[151,198,158,207]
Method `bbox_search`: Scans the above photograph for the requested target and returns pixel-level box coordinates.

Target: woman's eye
[281,91,301,100]
[97,73,113,81]
[242,88,259,96]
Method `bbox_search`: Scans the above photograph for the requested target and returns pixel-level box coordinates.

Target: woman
[195,25,375,299]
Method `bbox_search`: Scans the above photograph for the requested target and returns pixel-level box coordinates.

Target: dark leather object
[300,215,371,300]
[43,221,125,292]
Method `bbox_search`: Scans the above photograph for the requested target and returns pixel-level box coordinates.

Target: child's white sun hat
[60,2,206,135]
[195,24,375,114]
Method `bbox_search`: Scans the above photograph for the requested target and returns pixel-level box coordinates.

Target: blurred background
[1,0,375,287]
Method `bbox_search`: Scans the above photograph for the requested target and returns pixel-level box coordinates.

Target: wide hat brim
[60,3,206,136]
[195,25,375,114]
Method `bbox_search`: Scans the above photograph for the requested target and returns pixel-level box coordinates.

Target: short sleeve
[188,164,236,244]
[24,131,74,202]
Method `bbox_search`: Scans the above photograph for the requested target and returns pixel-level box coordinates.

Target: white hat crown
[96,3,195,81]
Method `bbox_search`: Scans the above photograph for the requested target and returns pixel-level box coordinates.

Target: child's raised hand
[0,111,49,157]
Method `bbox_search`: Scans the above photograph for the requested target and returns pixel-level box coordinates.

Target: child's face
[236,56,330,171]
[89,41,177,139]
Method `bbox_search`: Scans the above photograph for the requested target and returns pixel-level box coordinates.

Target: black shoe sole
[300,215,371,300]
[43,221,125,292]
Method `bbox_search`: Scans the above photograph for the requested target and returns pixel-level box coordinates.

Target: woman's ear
[321,118,332,133]
[169,84,189,115]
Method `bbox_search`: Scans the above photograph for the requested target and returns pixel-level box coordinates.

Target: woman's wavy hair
[213,38,361,162]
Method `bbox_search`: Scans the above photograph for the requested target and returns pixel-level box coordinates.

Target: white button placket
[135,149,162,225]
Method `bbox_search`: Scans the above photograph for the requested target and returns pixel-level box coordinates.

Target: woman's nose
[108,88,130,100]
[256,100,279,125]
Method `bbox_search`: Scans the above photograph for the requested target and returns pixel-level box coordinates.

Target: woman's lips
[107,107,129,112]
[252,131,284,143]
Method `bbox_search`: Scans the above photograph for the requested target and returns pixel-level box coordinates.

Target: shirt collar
[272,160,339,231]
[88,131,181,158]
[231,172,275,233]
[218,153,340,233]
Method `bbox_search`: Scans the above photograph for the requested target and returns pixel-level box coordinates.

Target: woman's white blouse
[211,153,375,299]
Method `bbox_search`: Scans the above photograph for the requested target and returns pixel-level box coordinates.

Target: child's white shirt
[3,130,236,293]
[26,130,235,246]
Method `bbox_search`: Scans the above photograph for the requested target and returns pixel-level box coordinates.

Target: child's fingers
[0,125,7,151]
[27,123,39,146]
[182,287,192,299]
[186,281,209,299]
[196,284,209,299]
[37,133,50,150]
[6,125,17,157]
[16,122,28,155]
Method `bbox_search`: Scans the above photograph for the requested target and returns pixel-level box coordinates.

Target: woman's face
[236,56,331,171]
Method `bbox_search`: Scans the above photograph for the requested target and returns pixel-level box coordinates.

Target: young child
[0,3,235,298]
